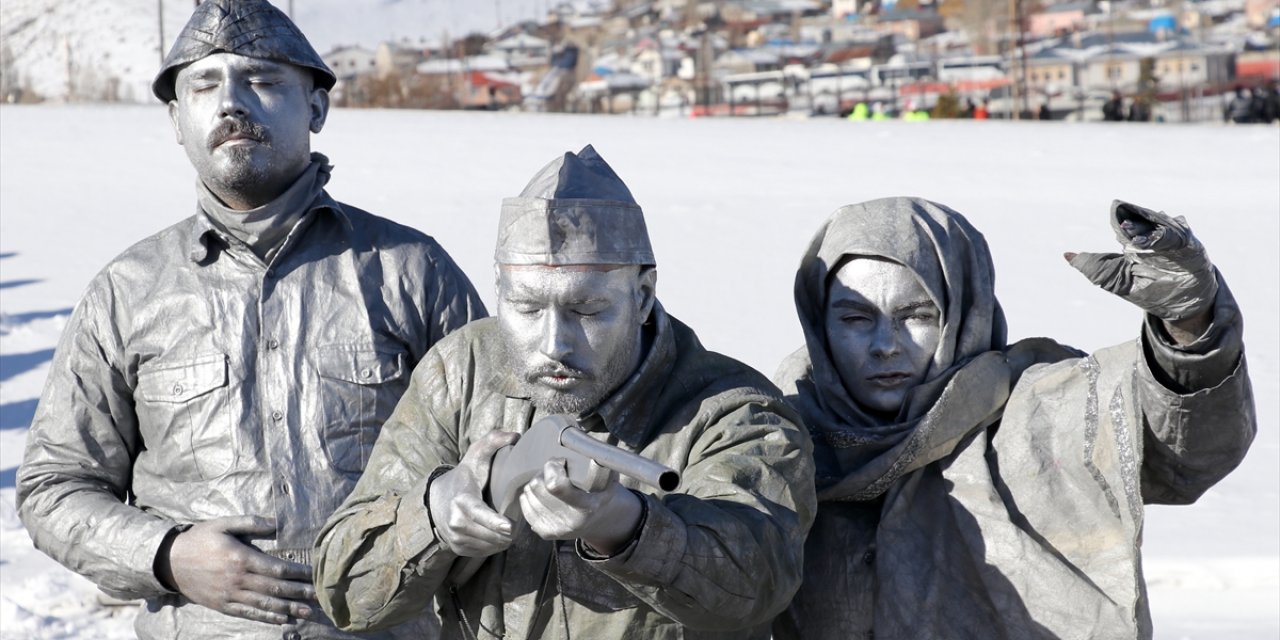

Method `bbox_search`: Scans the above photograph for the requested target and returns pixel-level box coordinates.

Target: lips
[867,372,913,388]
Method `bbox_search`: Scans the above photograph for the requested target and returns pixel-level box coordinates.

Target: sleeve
[581,398,818,630]
[1137,275,1256,505]
[313,345,465,632]
[424,243,487,349]
[15,284,178,600]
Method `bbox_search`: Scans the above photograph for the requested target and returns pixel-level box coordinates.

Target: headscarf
[781,197,1014,500]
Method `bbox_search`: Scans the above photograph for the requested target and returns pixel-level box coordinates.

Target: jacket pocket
[315,344,407,475]
[135,353,234,481]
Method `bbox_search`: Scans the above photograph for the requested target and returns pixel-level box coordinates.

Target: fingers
[214,515,278,538]
[242,556,315,591]
[1066,251,1130,294]
[462,430,520,478]
[582,459,616,493]
[442,493,513,557]
[222,590,314,625]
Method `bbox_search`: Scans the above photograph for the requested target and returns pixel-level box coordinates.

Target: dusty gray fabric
[314,304,816,639]
[1068,200,1218,321]
[496,145,655,266]
[17,180,486,639]
[153,0,336,102]
[773,197,1255,640]
[199,153,330,262]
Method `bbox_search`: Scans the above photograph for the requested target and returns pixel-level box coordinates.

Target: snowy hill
[0,0,549,103]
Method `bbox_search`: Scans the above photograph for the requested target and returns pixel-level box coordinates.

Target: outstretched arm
[1066,200,1254,504]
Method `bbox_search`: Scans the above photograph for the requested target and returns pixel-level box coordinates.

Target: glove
[1066,199,1218,322]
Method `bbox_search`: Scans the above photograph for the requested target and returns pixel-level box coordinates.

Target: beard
[505,340,640,416]
[202,118,275,195]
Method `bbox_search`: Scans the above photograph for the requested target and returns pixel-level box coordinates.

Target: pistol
[486,414,680,519]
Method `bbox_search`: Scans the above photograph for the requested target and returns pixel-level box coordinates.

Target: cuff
[132,516,182,598]
[579,492,685,588]
[1143,274,1243,393]
[395,465,454,564]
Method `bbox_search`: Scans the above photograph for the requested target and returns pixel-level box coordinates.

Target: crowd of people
[15,2,1260,640]
[1225,83,1280,124]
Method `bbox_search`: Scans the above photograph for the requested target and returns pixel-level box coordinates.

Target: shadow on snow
[0,349,56,383]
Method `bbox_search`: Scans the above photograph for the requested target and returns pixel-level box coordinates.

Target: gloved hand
[428,430,520,557]
[520,458,643,556]
[1066,200,1218,324]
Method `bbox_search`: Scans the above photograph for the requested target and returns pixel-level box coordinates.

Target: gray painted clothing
[314,305,816,640]
[17,183,486,639]
[772,198,1255,640]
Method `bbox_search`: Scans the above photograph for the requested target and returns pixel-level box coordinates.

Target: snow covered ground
[0,105,1276,638]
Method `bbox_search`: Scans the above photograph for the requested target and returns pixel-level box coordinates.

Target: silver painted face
[824,257,941,417]
[497,265,656,415]
[168,52,328,209]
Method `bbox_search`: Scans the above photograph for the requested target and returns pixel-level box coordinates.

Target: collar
[494,302,678,449]
[187,154,347,263]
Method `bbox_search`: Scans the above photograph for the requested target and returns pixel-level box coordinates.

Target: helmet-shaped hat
[153,0,336,102]
[496,145,655,266]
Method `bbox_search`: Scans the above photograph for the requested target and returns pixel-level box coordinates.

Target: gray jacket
[17,192,485,639]
[314,306,816,640]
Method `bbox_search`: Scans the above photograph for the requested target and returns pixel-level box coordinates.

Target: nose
[868,320,901,360]
[217,80,249,119]
[539,311,573,362]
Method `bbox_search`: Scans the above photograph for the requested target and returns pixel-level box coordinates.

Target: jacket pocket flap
[136,354,228,403]
[316,346,404,385]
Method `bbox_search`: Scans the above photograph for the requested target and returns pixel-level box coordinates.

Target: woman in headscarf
[773,197,1254,640]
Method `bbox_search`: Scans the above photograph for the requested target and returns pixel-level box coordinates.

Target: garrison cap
[153,0,336,102]
[496,145,655,266]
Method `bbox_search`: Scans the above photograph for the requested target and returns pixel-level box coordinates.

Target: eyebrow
[893,301,938,315]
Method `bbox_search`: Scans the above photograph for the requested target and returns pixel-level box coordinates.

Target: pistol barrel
[559,426,680,492]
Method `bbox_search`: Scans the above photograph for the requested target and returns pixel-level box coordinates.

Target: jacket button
[360,367,373,379]
[172,383,184,396]
[268,338,279,350]
[283,632,301,640]
[862,550,875,565]
[272,411,283,422]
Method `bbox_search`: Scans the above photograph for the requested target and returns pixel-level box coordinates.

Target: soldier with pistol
[314,146,816,640]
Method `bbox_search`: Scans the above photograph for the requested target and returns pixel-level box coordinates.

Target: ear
[635,267,657,321]
[167,100,184,145]
[309,88,330,134]
[493,264,504,298]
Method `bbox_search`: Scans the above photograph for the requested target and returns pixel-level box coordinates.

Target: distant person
[1128,97,1152,122]
[314,146,816,639]
[871,101,889,121]
[848,101,869,121]
[1250,82,1277,123]
[1103,91,1126,121]
[974,98,990,120]
[1038,101,1052,120]
[772,197,1255,639]
[16,1,485,638]
[1226,86,1255,124]
[963,98,977,118]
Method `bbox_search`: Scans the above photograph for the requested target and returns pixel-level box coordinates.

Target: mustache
[208,118,268,148]
[525,363,593,383]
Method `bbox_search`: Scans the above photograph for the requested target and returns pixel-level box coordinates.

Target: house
[490,32,551,69]
[375,42,426,79]
[1028,2,1099,38]
[874,9,946,41]
[322,45,376,81]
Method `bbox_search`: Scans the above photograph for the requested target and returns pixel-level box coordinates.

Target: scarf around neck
[198,152,333,263]
[780,197,1012,501]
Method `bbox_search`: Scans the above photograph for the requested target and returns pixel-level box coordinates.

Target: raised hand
[156,516,315,625]
[520,458,642,556]
[428,430,520,557]
[1065,200,1217,342]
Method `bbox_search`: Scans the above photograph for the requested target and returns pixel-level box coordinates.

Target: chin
[531,388,600,416]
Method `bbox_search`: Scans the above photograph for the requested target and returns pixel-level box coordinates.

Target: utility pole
[158,0,166,65]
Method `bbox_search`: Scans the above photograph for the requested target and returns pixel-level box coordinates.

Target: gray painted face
[825,257,941,416]
[497,265,656,414]
[168,52,329,210]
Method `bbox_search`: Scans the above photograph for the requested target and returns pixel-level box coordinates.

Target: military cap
[496,145,655,266]
[153,0,336,102]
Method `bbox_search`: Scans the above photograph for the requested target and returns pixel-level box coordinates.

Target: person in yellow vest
[847,102,869,121]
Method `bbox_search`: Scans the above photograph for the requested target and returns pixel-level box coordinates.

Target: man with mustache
[16,1,484,638]
[312,146,817,639]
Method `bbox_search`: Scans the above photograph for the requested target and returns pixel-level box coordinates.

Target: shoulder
[332,201,474,279]
[86,217,200,301]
